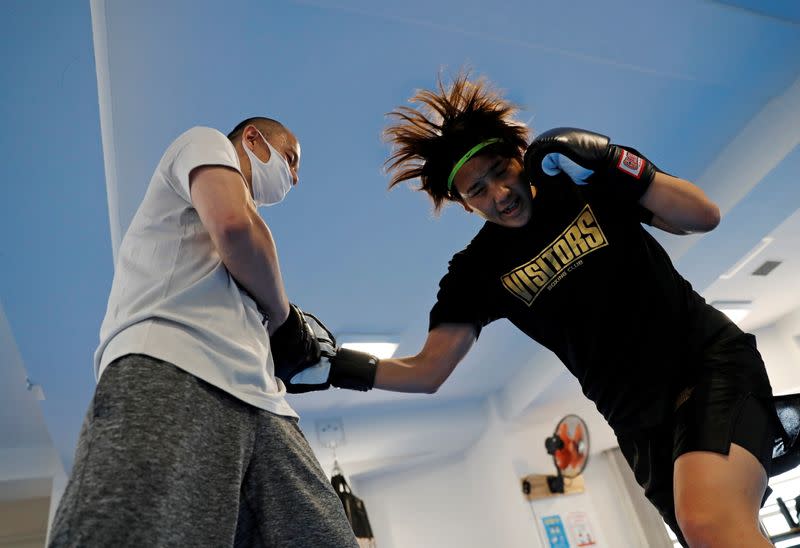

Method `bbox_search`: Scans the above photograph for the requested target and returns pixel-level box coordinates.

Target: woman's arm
[374,323,478,393]
[640,171,720,235]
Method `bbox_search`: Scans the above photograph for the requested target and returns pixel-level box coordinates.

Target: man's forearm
[215,210,290,333]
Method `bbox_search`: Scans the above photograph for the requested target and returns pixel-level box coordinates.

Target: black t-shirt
[429,172,739,432]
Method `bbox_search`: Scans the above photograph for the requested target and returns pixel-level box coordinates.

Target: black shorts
[616,335,780,547]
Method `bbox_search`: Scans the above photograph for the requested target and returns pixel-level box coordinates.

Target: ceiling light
[340,341,399,359]
[711,301,752,326]
[338,334,399,359]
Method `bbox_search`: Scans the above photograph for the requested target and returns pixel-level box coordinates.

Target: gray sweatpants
[49,354,358,548]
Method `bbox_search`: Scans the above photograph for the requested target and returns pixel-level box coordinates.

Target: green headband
[447,138,503,191]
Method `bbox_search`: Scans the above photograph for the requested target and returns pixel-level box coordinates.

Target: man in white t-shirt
[49,117,359,547]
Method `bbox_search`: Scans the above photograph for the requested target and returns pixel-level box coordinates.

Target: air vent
[751,260,781,276]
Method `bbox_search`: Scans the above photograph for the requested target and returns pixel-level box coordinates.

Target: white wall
[352,399,653,548]
[354,451,493,548]
[753,307,800,395]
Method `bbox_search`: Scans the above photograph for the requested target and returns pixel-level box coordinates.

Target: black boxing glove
[279,346,378,393]
[274,311,337,393]
[270,303,321,381]
[523,127,657,202]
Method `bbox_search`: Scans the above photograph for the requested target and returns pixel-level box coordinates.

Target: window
[760,465,800,547]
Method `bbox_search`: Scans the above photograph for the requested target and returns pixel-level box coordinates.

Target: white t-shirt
[95,126,297,418]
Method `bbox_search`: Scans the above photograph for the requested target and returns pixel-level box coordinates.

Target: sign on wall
[541,514,570,548]
[566,511,597,546]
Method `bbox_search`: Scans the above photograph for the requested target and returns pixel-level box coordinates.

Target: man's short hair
[227,117,286,143]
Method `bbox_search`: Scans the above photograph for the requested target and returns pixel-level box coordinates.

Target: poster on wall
[541,514,570,548]
[566,511,597,547]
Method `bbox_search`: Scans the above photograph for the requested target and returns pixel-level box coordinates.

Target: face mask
[242,130,293,206]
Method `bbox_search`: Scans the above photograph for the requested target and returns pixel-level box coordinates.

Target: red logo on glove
[616,150,644,179]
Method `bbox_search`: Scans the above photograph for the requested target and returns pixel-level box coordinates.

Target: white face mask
[242,130,293,207]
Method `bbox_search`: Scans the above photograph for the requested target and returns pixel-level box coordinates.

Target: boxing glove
[524,127,656,201]
[270,303,321,384]
[274,311,378,393]
[280,347,378,393]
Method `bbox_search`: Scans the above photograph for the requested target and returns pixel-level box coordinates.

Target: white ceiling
[1,0,798,487]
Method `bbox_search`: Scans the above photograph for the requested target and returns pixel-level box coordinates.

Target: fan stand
[546,468,565,494]
[521,470,585,501]
[544,432,566,494]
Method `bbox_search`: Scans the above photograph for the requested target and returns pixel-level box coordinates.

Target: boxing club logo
[616,150,644,179]
[500,205,608,306]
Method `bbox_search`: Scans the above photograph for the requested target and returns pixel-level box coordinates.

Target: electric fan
[543,414,590,493]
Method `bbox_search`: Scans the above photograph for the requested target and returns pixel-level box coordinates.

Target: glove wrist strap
[330,348,378,392]
[607,145,656,201]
